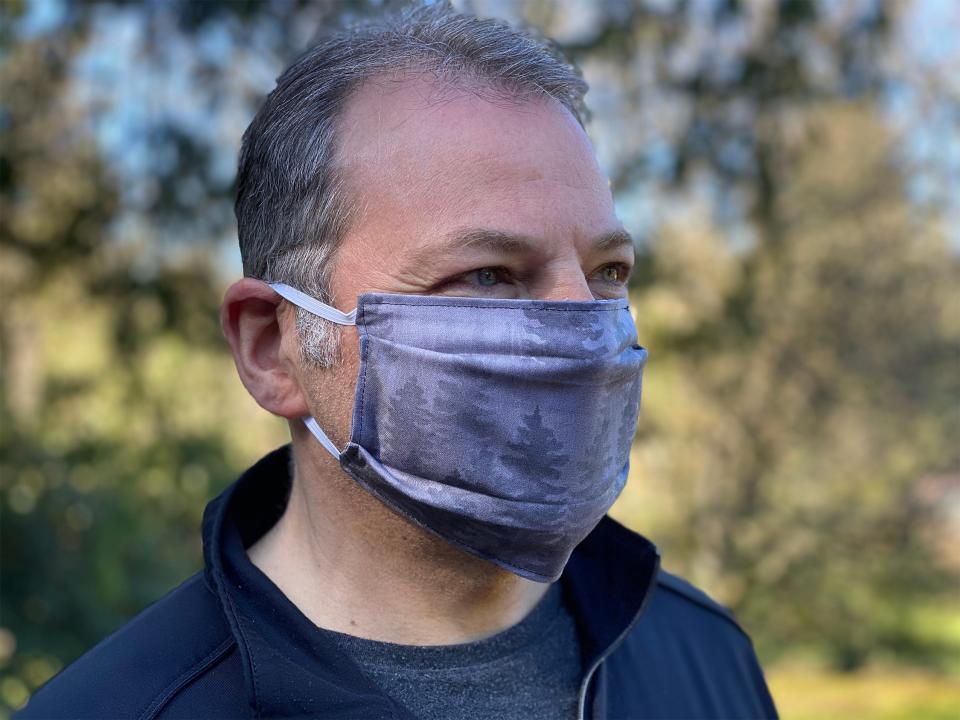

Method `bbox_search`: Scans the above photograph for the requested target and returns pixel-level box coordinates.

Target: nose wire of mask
[269,282,356,460]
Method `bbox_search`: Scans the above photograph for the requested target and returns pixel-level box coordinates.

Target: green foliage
[1,0,957,715]
[614,101,960,670]
[0,6,290,712]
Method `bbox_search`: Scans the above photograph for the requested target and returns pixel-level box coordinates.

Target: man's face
[301,75,633,447]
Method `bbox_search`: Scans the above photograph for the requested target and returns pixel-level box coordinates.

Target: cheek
[302,326,363,447]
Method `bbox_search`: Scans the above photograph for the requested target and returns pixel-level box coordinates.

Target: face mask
[270,282,648,583]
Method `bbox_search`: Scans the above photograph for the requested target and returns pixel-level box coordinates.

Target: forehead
[333,74,616,252]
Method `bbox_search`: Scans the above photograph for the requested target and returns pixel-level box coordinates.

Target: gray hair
[235,2,588,366]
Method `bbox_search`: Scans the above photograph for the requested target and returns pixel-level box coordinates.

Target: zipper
[576,551,661,720]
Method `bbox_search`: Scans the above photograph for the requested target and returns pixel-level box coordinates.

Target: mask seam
[339,465,559,583]
[355,303,370,446]
[364,335,646,367]
[370,463,627,511]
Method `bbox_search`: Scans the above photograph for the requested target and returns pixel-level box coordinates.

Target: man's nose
[535,265,595,302]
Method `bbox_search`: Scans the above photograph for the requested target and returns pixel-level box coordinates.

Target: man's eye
[434,267,514,295]
[596,264,629,284]
[472,268,502,286]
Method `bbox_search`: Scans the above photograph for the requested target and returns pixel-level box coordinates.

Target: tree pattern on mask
[521,307,608,356]
[352,303,645,581]
[616,374,642,457]
[497,404,574,570]
[370,367,621,580]
[372,346,501,494]
[374,349,441,473]
[428,373,499,487]
[390,377,429,467]
[570,375,640,512]
[500,405,570,493]
[576,411,615,485]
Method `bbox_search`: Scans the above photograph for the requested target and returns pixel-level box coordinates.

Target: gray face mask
[271,282,648,583]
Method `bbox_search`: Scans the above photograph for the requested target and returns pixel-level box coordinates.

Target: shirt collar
[202,445,660,719]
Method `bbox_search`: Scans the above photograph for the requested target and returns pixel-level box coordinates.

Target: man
[20,5,777,719]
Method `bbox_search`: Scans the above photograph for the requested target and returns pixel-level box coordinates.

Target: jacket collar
[203,446,660,719]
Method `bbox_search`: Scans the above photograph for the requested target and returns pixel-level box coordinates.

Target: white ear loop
[269,281,354,460]
[269,282,357,325]
[304,416,342,460]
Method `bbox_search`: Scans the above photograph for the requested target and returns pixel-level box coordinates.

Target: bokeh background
[1,0,958,717]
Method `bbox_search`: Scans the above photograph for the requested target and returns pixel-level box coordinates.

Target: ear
[221,278,310,419]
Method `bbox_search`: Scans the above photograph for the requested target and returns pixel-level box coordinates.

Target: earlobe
[221,278,310,419]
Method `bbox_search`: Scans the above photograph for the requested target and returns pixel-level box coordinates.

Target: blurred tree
[1,1,957,714]
[0,2,294,710]
[500,0,960,672]
[622,101,959,670]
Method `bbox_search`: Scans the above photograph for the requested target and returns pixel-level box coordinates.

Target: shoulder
[636,568,758,657]
[17,572,250,720]
[652,569,743,632]
[608,569,778,718]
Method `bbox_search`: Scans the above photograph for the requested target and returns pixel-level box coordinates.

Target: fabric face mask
[271,282,648,583]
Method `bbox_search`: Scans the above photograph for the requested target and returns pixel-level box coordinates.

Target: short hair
[235,2,588,366]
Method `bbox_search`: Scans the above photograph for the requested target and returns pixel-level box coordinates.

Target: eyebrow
[408,227,635,266]
[591,228,635,253]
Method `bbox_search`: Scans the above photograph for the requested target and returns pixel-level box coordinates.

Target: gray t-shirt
[323,582,583,720]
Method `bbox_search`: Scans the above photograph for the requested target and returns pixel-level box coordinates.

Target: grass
[768,665,960,720]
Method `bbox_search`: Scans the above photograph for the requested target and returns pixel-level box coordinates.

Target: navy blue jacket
[20,446,777,719]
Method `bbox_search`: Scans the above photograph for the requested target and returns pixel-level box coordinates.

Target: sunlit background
[1,0,958,718]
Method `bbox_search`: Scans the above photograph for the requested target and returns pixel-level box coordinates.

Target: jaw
[250,427,544,644]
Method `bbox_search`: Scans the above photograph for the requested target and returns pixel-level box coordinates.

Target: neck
[248,438,548,645]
